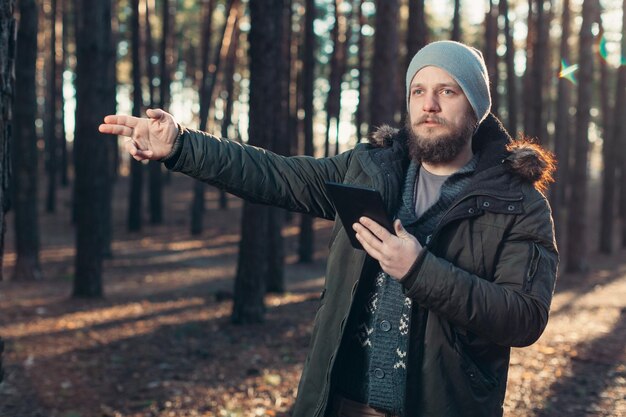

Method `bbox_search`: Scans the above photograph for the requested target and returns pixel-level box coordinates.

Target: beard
[406,112,477,164]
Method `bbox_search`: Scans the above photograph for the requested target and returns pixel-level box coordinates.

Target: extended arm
[99,109,354,219]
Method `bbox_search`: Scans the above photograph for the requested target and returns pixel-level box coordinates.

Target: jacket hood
[368,114,555,193]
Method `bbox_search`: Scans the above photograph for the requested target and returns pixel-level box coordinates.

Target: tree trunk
[73,0,114,297]
[150,0,175,226]
[59,0,69,187]
[267,0,292,293]
[325,0,347,157]
[484,0,498,117]
[500,0,518,135]
[288,0,301,156]
[190,0,216,235]
[13,0,42,281]
[218,0,241,210]
[617,0,626,248]
[550,0,572,242]
[451,0,461,41]
[128,0,143,233]
[233,202,269,323]
[145,0,156,107]
[369,0,399,130]
[232,0,282,323]
[354,0,365,141]
[565,0,596,273]
[45,0,58,213]
[597,8,616,254]
[528,0,548,141]
[189,0,215,236]
[102,0,116,258]
[405,0,427,69]
[219,25,240,210]
[523,0,535,136]
[298,0,316,263]
[0,0,15,384]
[402,0,427,119]
[192,0,239,233]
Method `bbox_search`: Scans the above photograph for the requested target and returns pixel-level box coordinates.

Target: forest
[0,0,625,415]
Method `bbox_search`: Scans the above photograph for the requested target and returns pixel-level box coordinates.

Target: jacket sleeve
[163,128,355,220]
[401,195,559,347]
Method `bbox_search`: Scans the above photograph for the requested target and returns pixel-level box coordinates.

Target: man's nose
[422,92,440,112]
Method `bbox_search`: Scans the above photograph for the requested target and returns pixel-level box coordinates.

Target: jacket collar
[367,113,556,193]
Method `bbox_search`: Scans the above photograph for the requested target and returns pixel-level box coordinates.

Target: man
[99,41,558,417]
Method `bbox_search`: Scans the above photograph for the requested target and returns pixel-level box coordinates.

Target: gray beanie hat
[405,40,491,124]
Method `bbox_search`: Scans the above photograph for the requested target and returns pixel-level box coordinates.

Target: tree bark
[617,0,626,248]
[218,13,240,209]
[354,0,365,141]
[145,0,156,107]
[150,0,176,226]
[45,0,58,213]
[298,0,316,263]
[405,0,427,66]
[13,0,42,281]
[232,0,283,323]
[60,0,69,187]
[528,0,548,141]
[404,0,427,98]
[550,0,572,242]
[500,0,518,135]
[128,0,143,233]
[484,0,498,117]
[325,0,347,157]
[565,0,596,273]
[0,0,16,283]
[0,0,15,384]
[597,8,616,254]
[451,0,461,41]
[523,0,535,136]
[73,0,114,297]
[369,0,399,130]
[190,0,216,236]
[267,0,293,293]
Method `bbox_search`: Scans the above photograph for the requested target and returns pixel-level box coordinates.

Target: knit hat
[405,40,491,124]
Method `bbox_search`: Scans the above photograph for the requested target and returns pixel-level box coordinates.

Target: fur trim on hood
[367,116,556,193]
[505,138,556,193]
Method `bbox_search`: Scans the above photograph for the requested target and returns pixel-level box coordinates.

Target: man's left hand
[353,218,423,280]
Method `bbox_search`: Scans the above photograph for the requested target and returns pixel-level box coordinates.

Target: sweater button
[374,368,385,379]
[468,208,475,214]
[380,320,391,332]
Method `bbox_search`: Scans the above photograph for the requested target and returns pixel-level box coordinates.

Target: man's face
[406,66,477,164]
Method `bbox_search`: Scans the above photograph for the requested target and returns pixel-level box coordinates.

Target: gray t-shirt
[414,165,450,218]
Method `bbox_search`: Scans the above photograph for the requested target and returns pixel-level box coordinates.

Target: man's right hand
[98,108,179,161]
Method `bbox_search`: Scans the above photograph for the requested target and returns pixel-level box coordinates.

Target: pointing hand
[98,108,179,161]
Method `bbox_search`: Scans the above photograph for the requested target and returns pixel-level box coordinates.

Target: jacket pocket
[453,338,498,396]
[523,243,541,293]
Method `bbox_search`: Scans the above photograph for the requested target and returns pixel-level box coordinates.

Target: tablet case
[325,182,395,250]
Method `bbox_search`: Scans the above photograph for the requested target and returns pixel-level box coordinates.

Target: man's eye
[412,89,423,95]
[441,89,455,95]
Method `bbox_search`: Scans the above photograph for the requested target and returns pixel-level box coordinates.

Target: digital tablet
[325,182,395,250]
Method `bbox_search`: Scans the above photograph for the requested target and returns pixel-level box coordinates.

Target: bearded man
[99,41,558,417]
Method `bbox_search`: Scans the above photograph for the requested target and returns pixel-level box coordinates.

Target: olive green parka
[163,114,558,417]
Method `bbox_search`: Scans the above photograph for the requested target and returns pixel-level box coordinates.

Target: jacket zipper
[524,243,541,293]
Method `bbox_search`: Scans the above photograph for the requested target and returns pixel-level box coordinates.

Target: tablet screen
[325,182,394,250]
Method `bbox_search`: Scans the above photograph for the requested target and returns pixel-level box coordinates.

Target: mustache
[413,115,448,126]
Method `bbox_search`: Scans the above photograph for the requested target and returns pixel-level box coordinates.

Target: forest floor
[0,172,625,417]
